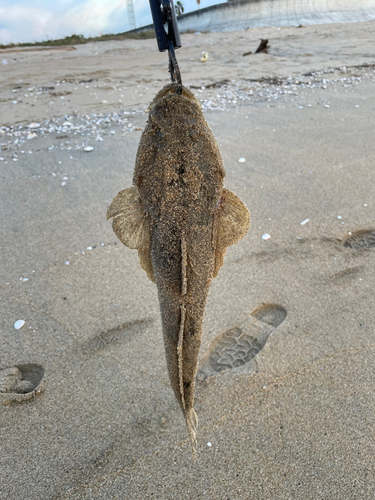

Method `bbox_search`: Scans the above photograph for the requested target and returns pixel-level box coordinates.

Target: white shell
[238,157,246,163]
[14,320,25,330]
[84,146,94,152]
[28,123,41,129]
[261,233,271,240]
[200,51,209,63]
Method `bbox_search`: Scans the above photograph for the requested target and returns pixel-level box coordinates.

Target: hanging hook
[148,0,182,91]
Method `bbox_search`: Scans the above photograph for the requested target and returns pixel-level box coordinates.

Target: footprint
[197,304,286,380]
[0,364,45,405]
[327,266,362,284]
[251,303,287,328]
[79,318,152,356]
[343,229,375,249]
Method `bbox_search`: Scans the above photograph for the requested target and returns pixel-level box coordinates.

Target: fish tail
[185,407,198,459]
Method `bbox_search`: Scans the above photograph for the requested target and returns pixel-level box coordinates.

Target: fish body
[107,83,250,452]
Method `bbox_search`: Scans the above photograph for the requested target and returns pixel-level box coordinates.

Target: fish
[107,83,250,454]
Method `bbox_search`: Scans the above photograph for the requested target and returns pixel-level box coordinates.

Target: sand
[0,20,375,499]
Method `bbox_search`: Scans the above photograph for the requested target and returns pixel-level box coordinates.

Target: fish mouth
[148,83,201,112]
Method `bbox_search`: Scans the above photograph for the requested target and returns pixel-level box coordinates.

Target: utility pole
[127,0,136,29]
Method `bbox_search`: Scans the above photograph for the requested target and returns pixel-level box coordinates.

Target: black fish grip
[148,0,182,92]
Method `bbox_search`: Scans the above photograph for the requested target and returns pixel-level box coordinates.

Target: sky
[0,0,226,45]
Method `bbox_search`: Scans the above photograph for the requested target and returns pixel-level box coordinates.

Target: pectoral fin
[107,186,154,282]
[213,188,250,278]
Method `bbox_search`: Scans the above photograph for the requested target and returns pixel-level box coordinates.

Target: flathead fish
[107,83,250,453]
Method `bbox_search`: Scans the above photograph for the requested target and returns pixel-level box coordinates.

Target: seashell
[200,51,209,63]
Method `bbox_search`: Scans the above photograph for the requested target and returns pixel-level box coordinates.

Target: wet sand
[1,20,375,499]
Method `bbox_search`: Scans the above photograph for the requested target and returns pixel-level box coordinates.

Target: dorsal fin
[177,304,186,410]
[179,237,198,457]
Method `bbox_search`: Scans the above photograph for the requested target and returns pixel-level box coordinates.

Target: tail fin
[185,407,198,459]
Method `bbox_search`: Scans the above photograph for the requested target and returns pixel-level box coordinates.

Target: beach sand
[0,20,375,499]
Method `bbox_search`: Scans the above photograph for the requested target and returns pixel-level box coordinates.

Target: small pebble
[14,320,25,330]
[84,146,94,152]
[337,215,342,219]
[238,157,246,163]
[87,246,93,250]
[262,233,271,240]
[28,122,41,129]
[207,442,212,447]
[300,218,310,225]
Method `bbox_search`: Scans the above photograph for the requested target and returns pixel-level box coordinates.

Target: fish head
[148,83,201,114]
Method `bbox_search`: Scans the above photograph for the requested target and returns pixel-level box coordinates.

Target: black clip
[148,0,182,92]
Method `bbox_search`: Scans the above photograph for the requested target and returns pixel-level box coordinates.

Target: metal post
[127,0,136,30]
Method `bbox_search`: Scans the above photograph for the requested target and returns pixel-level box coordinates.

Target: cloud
[0,0,133,44]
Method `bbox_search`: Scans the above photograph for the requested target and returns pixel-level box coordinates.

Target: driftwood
[255,39,270,54]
